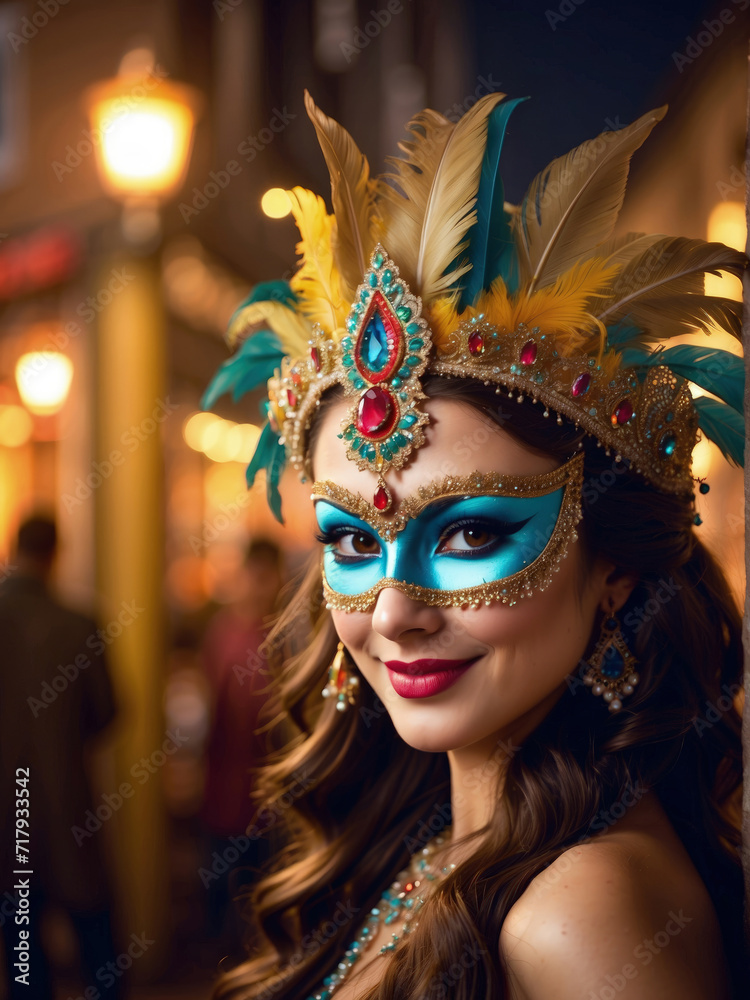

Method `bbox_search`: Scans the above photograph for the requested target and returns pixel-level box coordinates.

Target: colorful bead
[468,331,485,355]
[520,340,537,365]
[571,372,590,396]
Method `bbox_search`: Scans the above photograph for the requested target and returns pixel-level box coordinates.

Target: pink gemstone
[468,331,485,356]
[356,386,395,438]
[310,346,321,372]
[571,372,590,397]
[373,486,390,511]
[286,388,298,407]
[612,398,633,425]
[520,340,537,365]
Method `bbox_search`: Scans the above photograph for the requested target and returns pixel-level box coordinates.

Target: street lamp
[15,351,74,415]
[85,52,203,242]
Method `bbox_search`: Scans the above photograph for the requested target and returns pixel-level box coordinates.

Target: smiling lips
[384,657,480,698]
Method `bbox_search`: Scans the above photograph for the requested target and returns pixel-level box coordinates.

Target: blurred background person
[0,516,124,999]
[198,538,284,967]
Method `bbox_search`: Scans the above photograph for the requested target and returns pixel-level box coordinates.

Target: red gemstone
[468,331,485,355]
[373,486,390,511]
[290,368,302,387]
[310,346,321,372]
[336,666,346,689]
[520,340,537,365]
[612,398,633,425]
[571,372,590,397]
[286,388,298,407]
[356,386,396,439]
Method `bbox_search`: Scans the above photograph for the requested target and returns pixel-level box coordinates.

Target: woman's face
[311,396,615,756]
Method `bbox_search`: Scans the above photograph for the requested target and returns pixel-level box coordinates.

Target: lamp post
[85,52,201,978]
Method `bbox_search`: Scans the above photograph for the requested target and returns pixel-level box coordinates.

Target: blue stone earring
[583,606,639,713]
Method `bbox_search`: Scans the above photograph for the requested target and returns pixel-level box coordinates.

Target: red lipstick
[384,657,479,699]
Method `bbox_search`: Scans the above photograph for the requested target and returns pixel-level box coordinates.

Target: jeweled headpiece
[203,90,745,520]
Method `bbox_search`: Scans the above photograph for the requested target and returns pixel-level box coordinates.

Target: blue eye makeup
[311,452,584,611]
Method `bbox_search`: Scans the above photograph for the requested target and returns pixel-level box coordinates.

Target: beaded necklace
[306,827,454,1000]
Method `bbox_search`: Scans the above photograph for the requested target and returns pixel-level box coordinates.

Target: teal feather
[459,97,527,308]
[228,280,297,328]
[200,330,283,409]
[618,344,744,414]
[693,396,745,467]
[246,419,287,522]
[605,321,643,348]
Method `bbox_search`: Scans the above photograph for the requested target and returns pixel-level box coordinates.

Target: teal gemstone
[406,355,421,367]
[346,316,357,333]
[347,370,360,383]
[341,336,353,349]
[408,338,424,351]
[510,363,518,373]
[342,353,353,367]
[666,412,674,422]
[396,306,412,321]
[394,433,407,448]
[397,366,410,378]
[374,251,384,267]
[343,426,354,440]
[399,392,408,401]
[535,373,544,383]
[393,284,403,296]
[384,912,399,925]
[360,290,370,303]
[353,377,365,389]
[659,432,676,458]
[368,273,378,288]
[406,322,420,334]
[399,413,417,427]
[391,377,402,388]
[382,269,392,285]
[380,443,392,460]
[359,311,392,372]
[366,445,376,460]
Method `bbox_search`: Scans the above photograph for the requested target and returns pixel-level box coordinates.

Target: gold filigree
[312,453,583,543]
[319,452,584,610]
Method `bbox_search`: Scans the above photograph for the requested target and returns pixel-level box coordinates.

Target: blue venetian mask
[311,452,584,611]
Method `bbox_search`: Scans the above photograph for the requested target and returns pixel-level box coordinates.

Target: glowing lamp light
[183,412,261,463]
[0,405,34,447]
[86,77,202,199]
[261,188,292,219]
[706,202,744,301]
[15,352,74,415]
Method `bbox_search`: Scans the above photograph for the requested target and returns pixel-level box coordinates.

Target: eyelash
[316,515,528,563]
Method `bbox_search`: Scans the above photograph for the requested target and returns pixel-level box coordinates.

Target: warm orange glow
[261,187,292,219]
[183,412,261,463]
[0,405,33,447]
[15,352,74,414]
[86,76,202,199]
[706,201,744,301]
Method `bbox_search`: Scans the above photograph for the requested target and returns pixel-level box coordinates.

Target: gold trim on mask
[317,451,585,610]
[312,452,584,543]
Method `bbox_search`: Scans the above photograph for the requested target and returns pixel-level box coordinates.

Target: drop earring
[322,640,360,712]
[583,603,640,713]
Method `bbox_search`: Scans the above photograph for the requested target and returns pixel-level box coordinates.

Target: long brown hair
[211,376,745,999]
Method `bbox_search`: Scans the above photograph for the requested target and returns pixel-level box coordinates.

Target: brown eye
[440,526,495,553]
[463,528,490,548]
[338,531,380,556]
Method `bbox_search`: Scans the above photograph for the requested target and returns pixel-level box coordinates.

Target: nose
[370,585,445,643]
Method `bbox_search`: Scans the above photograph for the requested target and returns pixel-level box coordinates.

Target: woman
[203,90,746,998]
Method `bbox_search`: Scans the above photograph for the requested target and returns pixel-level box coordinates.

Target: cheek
[331,609,372,656]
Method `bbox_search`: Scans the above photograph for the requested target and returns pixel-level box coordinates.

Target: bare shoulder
[499,792,730,1000]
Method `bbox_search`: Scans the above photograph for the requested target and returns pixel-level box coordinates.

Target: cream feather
[286,186,347,335]
[594,237,746,339]
[514,107,667,293]
[379,92,507,301]
[304,90,381,301]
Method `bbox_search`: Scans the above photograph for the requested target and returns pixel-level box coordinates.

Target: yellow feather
[513,107,666,293]
[379,92,507,302]
[227,300,312,357]
[286,187,347,336]
[304,90,381,301]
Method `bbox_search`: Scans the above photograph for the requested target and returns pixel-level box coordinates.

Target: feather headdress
[203,90,746,519]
